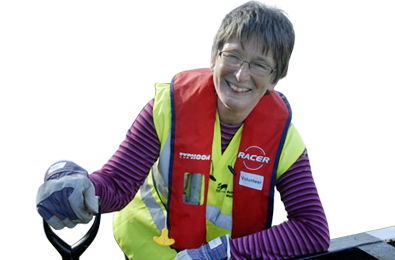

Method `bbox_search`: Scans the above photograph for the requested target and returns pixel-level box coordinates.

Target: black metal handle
[43,198,101,260]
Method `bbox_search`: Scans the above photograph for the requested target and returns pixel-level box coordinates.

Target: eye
[228,53,240,59]
[224,52,242,63]
[252,62,271,72]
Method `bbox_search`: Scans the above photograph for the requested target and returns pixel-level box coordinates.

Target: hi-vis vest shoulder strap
[167,68,291,249]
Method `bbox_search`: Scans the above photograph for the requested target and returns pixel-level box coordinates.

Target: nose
[235,62,250,82]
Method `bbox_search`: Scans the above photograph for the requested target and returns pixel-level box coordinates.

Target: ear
[268,83,276,92]
[210,54,220,71]
[210,61,215,71]
[265,83,277,95]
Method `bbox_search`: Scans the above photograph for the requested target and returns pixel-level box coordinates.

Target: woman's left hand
[175,235,231,260]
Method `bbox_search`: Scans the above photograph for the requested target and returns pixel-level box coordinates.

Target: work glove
[176,235,231,260]
[36,161,99,230]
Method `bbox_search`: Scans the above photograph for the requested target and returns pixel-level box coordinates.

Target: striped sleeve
[89,99,160,213]
[230,152,330,259]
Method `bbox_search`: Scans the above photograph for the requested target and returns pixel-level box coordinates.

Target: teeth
[229,83,250,93]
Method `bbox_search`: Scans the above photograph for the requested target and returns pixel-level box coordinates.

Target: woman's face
[212,36,276,124]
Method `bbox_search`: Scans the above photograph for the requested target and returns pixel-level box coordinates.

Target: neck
[217,101,253,125]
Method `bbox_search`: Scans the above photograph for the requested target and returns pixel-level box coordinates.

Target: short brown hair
[211,1,295,84]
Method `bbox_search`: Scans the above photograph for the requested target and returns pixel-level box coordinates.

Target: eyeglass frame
[218,50,277,77]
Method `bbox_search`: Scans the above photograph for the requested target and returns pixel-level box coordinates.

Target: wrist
[225,234,231,259]
[45,161,88,181]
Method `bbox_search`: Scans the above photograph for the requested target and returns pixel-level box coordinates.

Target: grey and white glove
[176,235,231,260]
[36,161,99,230]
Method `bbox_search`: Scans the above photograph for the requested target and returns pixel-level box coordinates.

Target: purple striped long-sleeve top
[90,99,330,259]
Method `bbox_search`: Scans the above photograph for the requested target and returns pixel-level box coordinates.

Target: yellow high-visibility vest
[113,69,305,260]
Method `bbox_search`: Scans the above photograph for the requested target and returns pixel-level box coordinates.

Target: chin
[224,100,248,112]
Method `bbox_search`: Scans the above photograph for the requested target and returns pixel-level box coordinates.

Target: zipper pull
[153,229,175,246]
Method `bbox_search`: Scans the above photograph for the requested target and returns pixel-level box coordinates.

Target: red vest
[167,68,291,249]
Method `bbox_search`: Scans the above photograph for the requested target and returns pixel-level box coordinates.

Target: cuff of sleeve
[225,234,231,259]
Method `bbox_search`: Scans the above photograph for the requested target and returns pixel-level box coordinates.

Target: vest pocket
[183,173,205,205]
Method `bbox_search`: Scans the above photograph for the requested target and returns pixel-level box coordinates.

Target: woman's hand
[176,235,231,260]
[36,161,99,230]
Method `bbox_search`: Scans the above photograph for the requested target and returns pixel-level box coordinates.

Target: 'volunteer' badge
[239,171,264,190]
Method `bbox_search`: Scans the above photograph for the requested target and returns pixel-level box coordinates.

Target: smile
[227,82,251,93]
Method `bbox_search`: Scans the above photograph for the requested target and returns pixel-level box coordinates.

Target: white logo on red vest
[238,146,270,171]
[179,152,211,161]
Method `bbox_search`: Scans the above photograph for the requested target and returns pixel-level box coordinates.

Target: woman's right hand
[36,161,99,230]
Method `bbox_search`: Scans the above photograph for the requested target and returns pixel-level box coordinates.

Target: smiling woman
[27,1,342,260]
[212,36,278,124]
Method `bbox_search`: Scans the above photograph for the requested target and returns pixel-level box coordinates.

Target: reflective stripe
[206,205,232,231]
[152,164,168,203]
[157,131,172,194]
[140,178,166,231]
[152,131,172,205]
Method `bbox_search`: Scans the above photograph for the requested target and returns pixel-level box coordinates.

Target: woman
[37,2,330,259]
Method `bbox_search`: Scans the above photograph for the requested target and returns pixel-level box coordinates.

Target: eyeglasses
[218,51,276,77]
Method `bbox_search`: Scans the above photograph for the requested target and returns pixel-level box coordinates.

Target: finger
[176,250,193,260]
[63,218,78,229]
[84,184,99,214]
[38,187,78,221]
[68,185,93,223]
[47,215,66,230]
